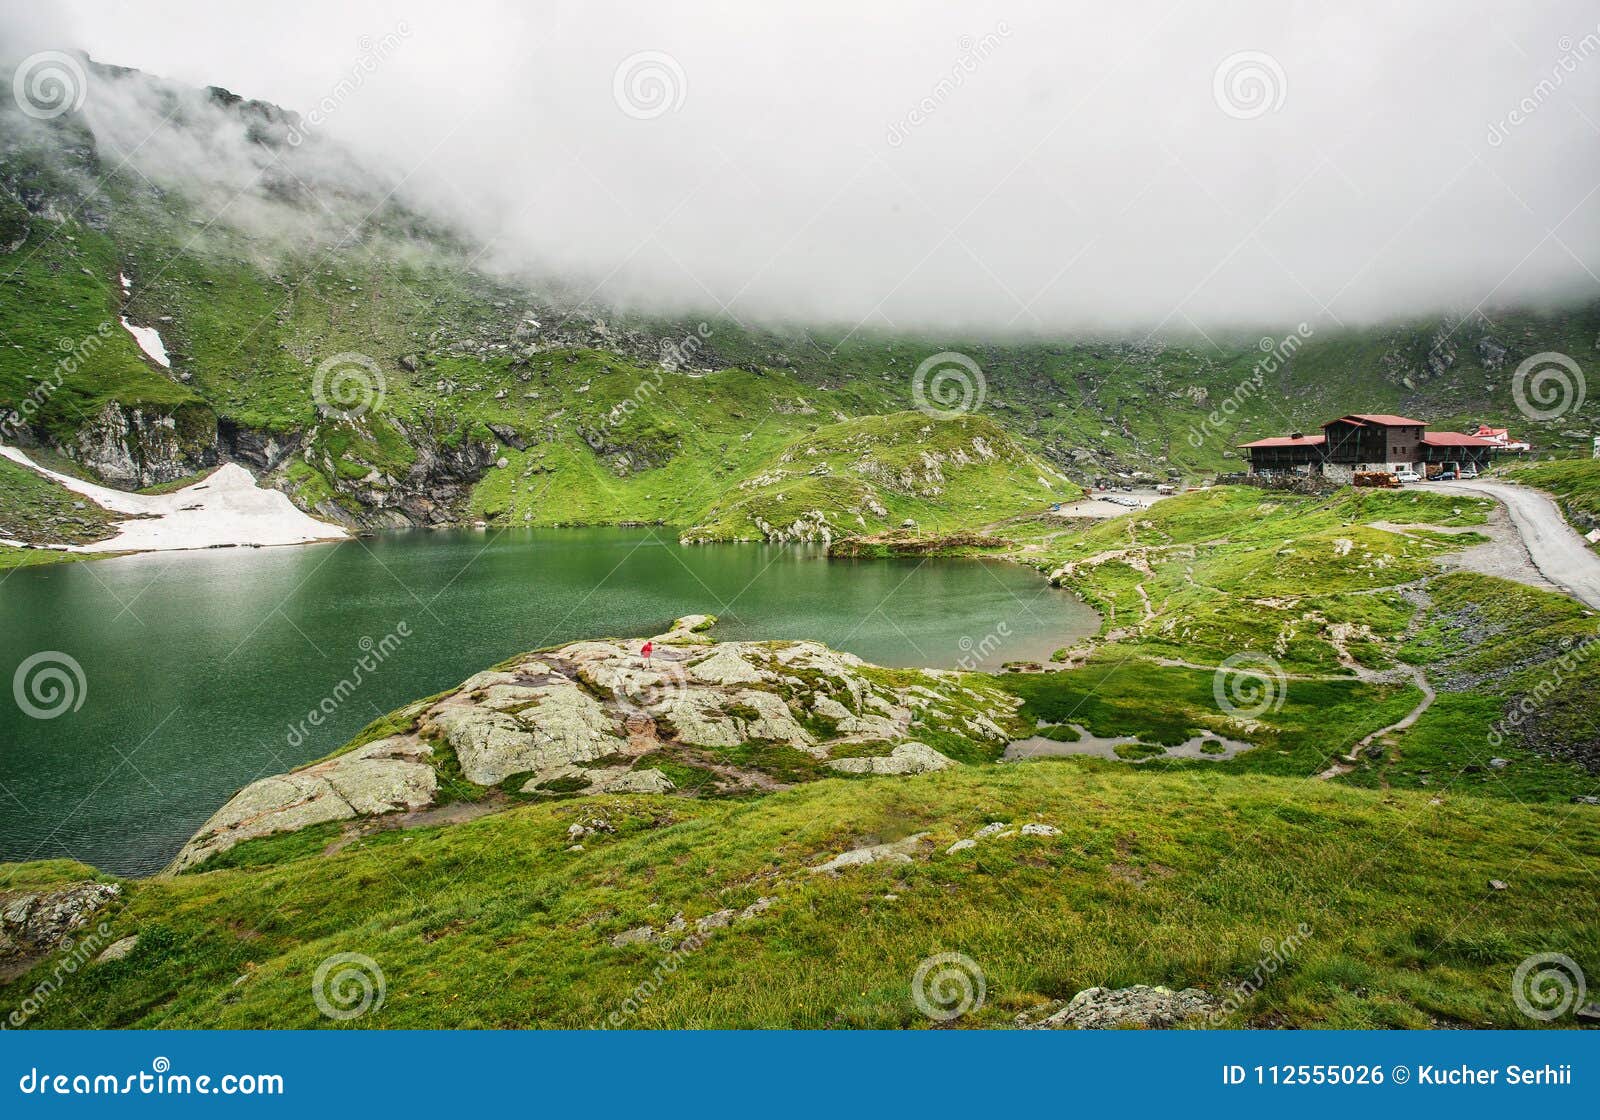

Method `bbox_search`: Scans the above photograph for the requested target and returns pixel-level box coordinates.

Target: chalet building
[1241,413,1497,480]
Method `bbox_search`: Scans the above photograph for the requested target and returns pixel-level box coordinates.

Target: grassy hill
[2,766,1593,1029]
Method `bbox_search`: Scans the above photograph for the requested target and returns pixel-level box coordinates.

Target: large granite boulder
[169,738,436,872]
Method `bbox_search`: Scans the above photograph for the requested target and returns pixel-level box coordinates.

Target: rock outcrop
[58,401,217,488]
[170,737,437,872]
[169,617,1025,871]
[0,881,121,978]
[1020,984,1218,1030]
[828,742,954,775]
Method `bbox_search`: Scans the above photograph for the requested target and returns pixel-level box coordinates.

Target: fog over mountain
[4,1,1599,334]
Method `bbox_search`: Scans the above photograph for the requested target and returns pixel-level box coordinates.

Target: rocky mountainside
[2,55,1598,541]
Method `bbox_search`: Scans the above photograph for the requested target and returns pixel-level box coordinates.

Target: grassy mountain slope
[4,767,1595,1029]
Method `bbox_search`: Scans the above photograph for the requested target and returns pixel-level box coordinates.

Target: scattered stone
[94,935,138,964]
[1023,985,1219,1030]
[1488,757,1509,769]
[1572,795,1600,805]
[811,833,929,874]
[946,838,977,854]
[738,897,775,920]
[566,844,584,852]
[567,823,587,839]
[1488,879,1508,891]
[974,822,1010,839]
[1020,823,1060,837]
[695,909,736,933]
[610,925,654,948]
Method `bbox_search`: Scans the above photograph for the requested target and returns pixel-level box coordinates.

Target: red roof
[1239,434,1326,448]
[1420,432,1495,447]
[1473,425,1508,438]
[1332,413,1427,427]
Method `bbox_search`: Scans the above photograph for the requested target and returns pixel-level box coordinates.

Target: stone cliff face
[296,419,499,530]
[17,409,495,529]
[57,402,217,488]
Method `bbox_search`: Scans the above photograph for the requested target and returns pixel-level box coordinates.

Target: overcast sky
[5,1,1600,335]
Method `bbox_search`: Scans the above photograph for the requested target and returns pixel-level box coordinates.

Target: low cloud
[5,0,1599,335]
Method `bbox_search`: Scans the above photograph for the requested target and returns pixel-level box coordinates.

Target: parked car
[1394,469,1421,484]
[1435,470,1457,481]
[1458,466,1479,479]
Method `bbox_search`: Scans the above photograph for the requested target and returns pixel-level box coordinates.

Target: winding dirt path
[1315,665,1436,781]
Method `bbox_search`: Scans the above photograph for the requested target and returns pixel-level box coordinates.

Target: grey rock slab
[811,832,930,874]
[827,742,955,775]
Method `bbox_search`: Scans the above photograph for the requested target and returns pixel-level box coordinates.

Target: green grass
[0,456,120,545]
[3,766,1593,1029]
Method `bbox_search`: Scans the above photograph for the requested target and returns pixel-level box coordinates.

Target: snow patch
[0,445,347,553]
[120,317,170,368]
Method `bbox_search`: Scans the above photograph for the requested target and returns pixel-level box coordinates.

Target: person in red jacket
[641,640,653,660]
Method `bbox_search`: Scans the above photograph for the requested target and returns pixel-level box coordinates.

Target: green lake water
[0,528,1096,876]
